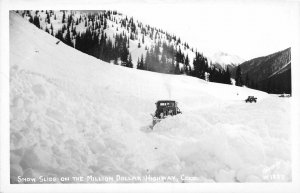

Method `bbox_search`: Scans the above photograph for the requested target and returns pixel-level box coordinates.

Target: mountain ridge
[236,47,291,94]
[18,10,243,72]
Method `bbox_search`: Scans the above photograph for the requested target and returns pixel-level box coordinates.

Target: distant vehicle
[151,100,182,127]
[245,96,257,103]
[279,93,291,97]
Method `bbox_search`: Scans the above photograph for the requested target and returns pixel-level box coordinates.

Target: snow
[10,12,291,183]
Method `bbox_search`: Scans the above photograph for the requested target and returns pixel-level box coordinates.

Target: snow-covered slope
[10,12,291,183]
[20,10,244,71]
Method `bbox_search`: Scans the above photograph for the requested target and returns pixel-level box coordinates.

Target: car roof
[156,100,176,103]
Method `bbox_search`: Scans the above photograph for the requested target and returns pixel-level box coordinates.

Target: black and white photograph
[1,0,300,192]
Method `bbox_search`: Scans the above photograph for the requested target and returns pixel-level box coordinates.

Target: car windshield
[158,102,174,107]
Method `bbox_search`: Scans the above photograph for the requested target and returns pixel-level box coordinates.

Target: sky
[118,0,295,61]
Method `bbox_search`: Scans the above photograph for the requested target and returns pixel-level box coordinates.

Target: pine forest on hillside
[20,10,233,85]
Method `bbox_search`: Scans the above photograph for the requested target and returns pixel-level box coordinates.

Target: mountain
[209,51,245,70]
[10,11,291,183]
[18,10,241,81]
[19,10,195,71]
[235,48,291,94]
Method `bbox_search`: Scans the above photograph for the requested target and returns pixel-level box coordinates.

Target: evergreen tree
[55,29,63,41]
[114,56,118,65]
[45,26,49,33]
[33,15,40,28]
[62,11,65,23]
[184,55,190,74]
[235,65,243,86]
[161,54,167,72]
[127,54,133,68]
[120,42,129,64]
[98,33,106,59]
[169,57,175,74]
[137,57,140,69]
[64,28,73,47]
[145,50,150,70]
[180,68,184,74]
[175,61,180,74]
[28,15,33,23]
[62,24,66,33]
[67,14,73,28]
[130,32,134,40]
[224,66,232,85]
[46,12,50,24]
[104,19,107,29]
[137,55,144,70]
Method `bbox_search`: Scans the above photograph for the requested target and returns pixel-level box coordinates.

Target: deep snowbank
[153,97,291,182]
[10,12,290,183]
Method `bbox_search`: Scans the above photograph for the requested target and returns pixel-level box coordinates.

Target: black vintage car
[245,96,257,103]
[151,100,182,126]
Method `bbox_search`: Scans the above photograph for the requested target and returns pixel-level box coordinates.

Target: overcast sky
[118,0,295,60]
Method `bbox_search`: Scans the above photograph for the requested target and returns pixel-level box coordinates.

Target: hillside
[10,11,291,183]
[235,48,291,94]
[18,10,243,80]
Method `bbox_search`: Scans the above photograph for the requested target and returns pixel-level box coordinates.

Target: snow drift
[10,12,291,183]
